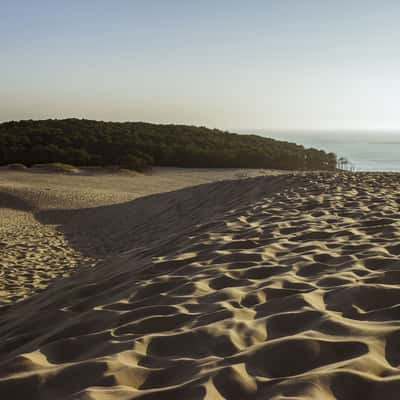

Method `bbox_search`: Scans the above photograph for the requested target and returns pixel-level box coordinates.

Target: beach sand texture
[1,170,400,399]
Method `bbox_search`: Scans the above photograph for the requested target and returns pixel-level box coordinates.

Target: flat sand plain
[1,169,400,399]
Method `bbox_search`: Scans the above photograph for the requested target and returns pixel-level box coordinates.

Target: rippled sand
[0,167,274,304]
[1,170,400,399]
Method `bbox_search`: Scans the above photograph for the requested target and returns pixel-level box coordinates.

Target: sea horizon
[239,129,400,172]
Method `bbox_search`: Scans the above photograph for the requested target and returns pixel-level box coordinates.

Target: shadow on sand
[34,175,292,261]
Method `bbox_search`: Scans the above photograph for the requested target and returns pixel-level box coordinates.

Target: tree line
[0,119,337,171]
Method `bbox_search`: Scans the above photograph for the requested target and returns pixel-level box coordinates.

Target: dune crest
[2,172,400,399]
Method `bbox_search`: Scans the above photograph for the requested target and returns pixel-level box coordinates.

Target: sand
[0,167,276,305]
[1,169,400,399]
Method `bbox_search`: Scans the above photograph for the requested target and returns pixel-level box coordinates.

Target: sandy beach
[1,169,400,399]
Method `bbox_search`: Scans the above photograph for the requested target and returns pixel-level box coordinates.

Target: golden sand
[1,169,400,399]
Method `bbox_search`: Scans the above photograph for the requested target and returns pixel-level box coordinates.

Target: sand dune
[2,171,400,399]
[0,167,276,305]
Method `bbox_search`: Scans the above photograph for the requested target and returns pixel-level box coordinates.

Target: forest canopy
[0,119,337,171]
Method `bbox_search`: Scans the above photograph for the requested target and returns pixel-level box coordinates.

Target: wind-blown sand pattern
[2,171,400,399]
[0,167,273,305]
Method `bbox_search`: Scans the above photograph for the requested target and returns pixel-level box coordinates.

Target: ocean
[248,131,400,172]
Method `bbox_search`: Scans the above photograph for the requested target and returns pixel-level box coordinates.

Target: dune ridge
[0,168,277,305]
[2,172,400,399]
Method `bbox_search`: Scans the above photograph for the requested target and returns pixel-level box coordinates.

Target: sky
[2,0,400,131]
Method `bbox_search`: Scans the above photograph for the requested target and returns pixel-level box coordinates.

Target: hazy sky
[2,0,400,130]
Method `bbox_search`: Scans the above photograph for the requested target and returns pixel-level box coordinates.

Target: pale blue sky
[2,1,400,130]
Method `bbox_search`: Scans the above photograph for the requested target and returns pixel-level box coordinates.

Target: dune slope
[0,167,275,304]
[2,172,400,399]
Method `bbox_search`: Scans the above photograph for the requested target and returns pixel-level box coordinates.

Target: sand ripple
[2,172,400,398]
